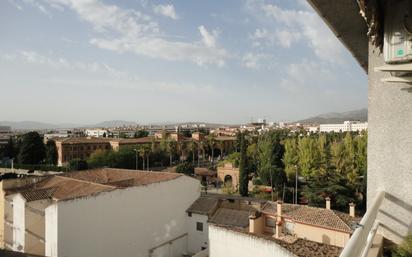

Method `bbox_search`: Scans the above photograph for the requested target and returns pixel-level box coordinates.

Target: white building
[319,121,368,133]
[4,168,200,257]
[84,129,109,137]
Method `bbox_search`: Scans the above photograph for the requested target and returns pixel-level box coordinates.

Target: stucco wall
[293,223,350,247]
[209,225,295,257]
[25,200,49,256]
[187,213,209,254]
[45,175,200,257]
[12,194,25,252]
[368,40,412,243]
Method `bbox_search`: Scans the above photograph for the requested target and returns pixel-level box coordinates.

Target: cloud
[246,0,343,64]
[279,59,334,93]
[250,28,300,48]
[4,50,219,96]
[198,25,217,48]
[37,0,229,67]
[241,52,269,69]
[153,4,178,20]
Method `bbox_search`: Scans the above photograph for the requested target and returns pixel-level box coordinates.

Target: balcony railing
[339,191,385,257]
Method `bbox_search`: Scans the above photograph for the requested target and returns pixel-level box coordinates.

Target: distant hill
[297,108,368,124]
[91,120,139,128]
[0,121,60,130]
[0,120,235,130]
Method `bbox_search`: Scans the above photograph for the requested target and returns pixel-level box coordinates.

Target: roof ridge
[55,174,116,189]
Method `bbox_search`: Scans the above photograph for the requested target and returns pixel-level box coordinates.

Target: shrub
[176,162,194,176]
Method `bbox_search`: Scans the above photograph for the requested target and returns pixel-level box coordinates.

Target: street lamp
[133,149,139,170]
[294,165,298,205]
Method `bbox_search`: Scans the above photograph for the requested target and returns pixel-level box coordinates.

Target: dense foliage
[238,133,248,196]
[18,132,46,165]
[175,162,194,175]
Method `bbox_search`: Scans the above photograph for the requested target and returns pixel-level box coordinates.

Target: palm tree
[207,134,216,162]
[217,140,225,158]
[166,139,177,166]
[188,140,198,165]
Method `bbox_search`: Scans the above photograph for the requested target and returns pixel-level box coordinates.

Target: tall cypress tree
[239,133,248,196]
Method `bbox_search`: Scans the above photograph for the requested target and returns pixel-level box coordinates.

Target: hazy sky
[0,0,367,124]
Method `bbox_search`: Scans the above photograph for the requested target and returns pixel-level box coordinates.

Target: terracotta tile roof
[20,187,56,202]
[215,136,236,141]
[59,168,182,187]
[8,168,183,202]
[261,202,356,233]
[209,208,252,228]
[187,196,219,216]
[112,137,156,144]
[30,176,115,201]
[211,224,342,257]
[55,137,110,144]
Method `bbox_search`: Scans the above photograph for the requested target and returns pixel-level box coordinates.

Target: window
[187,212,192,217]
[196,222,203,232]
[265,217,276,228]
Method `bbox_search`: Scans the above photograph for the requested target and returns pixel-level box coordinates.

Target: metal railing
[339,191,385,257]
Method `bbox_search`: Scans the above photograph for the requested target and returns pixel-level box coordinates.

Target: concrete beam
[307,0,369,72]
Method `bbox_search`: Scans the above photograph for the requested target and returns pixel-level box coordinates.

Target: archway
[224,175,233,187]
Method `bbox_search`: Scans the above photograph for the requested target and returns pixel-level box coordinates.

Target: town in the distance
[0,111,368,257]
[2,0,412,256]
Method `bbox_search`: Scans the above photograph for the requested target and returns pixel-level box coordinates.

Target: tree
[19,132,46,164]
[297,137,319,179]
[239,133,248,196]
[188,140,198,164]
[176,162,194,175]
[257,132,287,199]
[393,234,412,257]
[4,136,16,159]
[68,158,88,171]
[207,134,216,161]
[283,138,299,180]
[45,140,58,165]
[134,130,149,138]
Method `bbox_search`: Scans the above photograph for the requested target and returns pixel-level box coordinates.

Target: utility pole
[295,165,298,205]
[133,149,138,170]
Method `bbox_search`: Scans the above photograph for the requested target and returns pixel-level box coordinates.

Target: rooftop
[262,201,360,233]
[215,223,342,257]
[7,168,183,202]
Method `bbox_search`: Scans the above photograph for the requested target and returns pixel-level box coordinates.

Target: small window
[228,199,235,203]
[187,212,192,217]
[196,222,203,232]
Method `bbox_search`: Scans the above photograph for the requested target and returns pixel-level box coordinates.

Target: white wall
[12,194,25,252]
[45,204,58,257]
[45,175,200,257]
[209,225,295,257]
[187,213,208,254]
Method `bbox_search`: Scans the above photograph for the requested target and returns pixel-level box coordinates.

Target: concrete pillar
[275,201,283,239]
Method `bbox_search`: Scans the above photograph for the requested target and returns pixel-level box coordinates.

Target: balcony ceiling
[306,0,369,72]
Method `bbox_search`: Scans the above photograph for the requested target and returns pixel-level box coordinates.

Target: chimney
[249,213,257,233]
[275,201,283,239]
[349,203,356,217]
[325,197,331,210]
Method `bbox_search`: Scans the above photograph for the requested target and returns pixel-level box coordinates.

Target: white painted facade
[319,121,368,133]
[84,129,109,137]
[44,175,200,257]
[187,213,209,253]
[209,225,295,257]
[12,194,25,252]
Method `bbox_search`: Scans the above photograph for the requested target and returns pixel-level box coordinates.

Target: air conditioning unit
[384,0,412,64]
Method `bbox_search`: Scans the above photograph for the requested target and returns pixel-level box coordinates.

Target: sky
[0,0,367,124]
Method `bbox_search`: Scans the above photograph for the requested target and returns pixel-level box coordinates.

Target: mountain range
[0,109,367,130]
[296,108,367,124]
